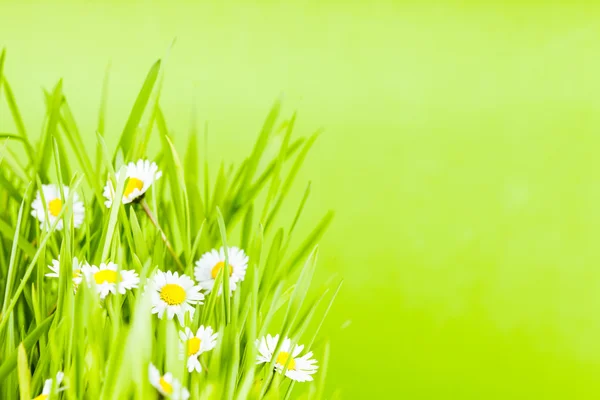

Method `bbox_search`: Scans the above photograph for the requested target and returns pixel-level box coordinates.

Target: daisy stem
[141,199,184,271]
[200,356,210,374]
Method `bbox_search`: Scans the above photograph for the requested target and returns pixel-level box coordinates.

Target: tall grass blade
[17,343,31,400]
[115,60,161,161]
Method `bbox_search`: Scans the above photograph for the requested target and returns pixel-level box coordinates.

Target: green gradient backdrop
[3,1,600,398]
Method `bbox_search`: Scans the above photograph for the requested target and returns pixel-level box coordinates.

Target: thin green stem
[141,199,184,271]
[200,355,210,374]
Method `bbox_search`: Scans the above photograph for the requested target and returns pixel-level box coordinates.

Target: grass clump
[0,48,340,399]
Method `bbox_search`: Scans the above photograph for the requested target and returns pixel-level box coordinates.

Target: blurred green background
[3,0,600,398]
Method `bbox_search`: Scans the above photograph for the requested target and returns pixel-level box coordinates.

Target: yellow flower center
[211,261,233,279]
[276,351,296,370]
[124,177,144,197]
[160,284,186,305]
[48,198,62,217]
[73,269,81,279]
[94,270,118,284]
[187,337,202,356]
[159,376,173,394]
[32,395,48,400]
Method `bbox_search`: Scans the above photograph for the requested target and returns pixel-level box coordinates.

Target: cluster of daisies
[32,159,319,398]
[31,159,161,230]
[46,258,139,299]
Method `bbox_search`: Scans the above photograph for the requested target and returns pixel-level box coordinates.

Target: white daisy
[103,159,162,208]
[148,363,189,400]
[150,270,204,325]
[179,326,218,373]
[194,247,249,293]
[31,184,85,230]
[32,371,64,400]
[81,262,139,300]
[256,334,318,382]
[45,256,85,288]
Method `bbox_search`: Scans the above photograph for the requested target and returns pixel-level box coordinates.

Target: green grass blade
[264,130,320,233]
[99,167,126,262]
[0,144,30,183]
[0,171,23,202]
[0,313,54,381]
[0,218,36,257]
[203,123,210,214]
[216,207,231,324]
[224,138,305,228]
[185,125,205,234]
[17,343,31,400]
[260,113,296,223]
[97,62,110,137]
[164,133,191,258]
[241,205,254,251]
[38,80,63,180]
[0,48,5,99]
[96,63,111,175]
[1,78,35,163]
[283,211,334,275]
[307,280,343,349]
[135,40,173,160]
[187,220,206,272]
[59,98,104,201]
[115,59,161,161]
[130,207,149,262]
[1,196,27,315]
[315,341,330,400]
[0,133,24,141]
[282,181,311,254]
[241,100,280,190]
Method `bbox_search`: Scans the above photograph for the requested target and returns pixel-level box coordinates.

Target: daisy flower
[179,326,218,373]
[103,159,162,208]
[256,334,318,382]
[148,363,189,400]
[194,247,249,293]
[45,256,85,288]
[32,371,64,400]
[150,270,204,325]
[81,262,140,300]
[31,184,84,231]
